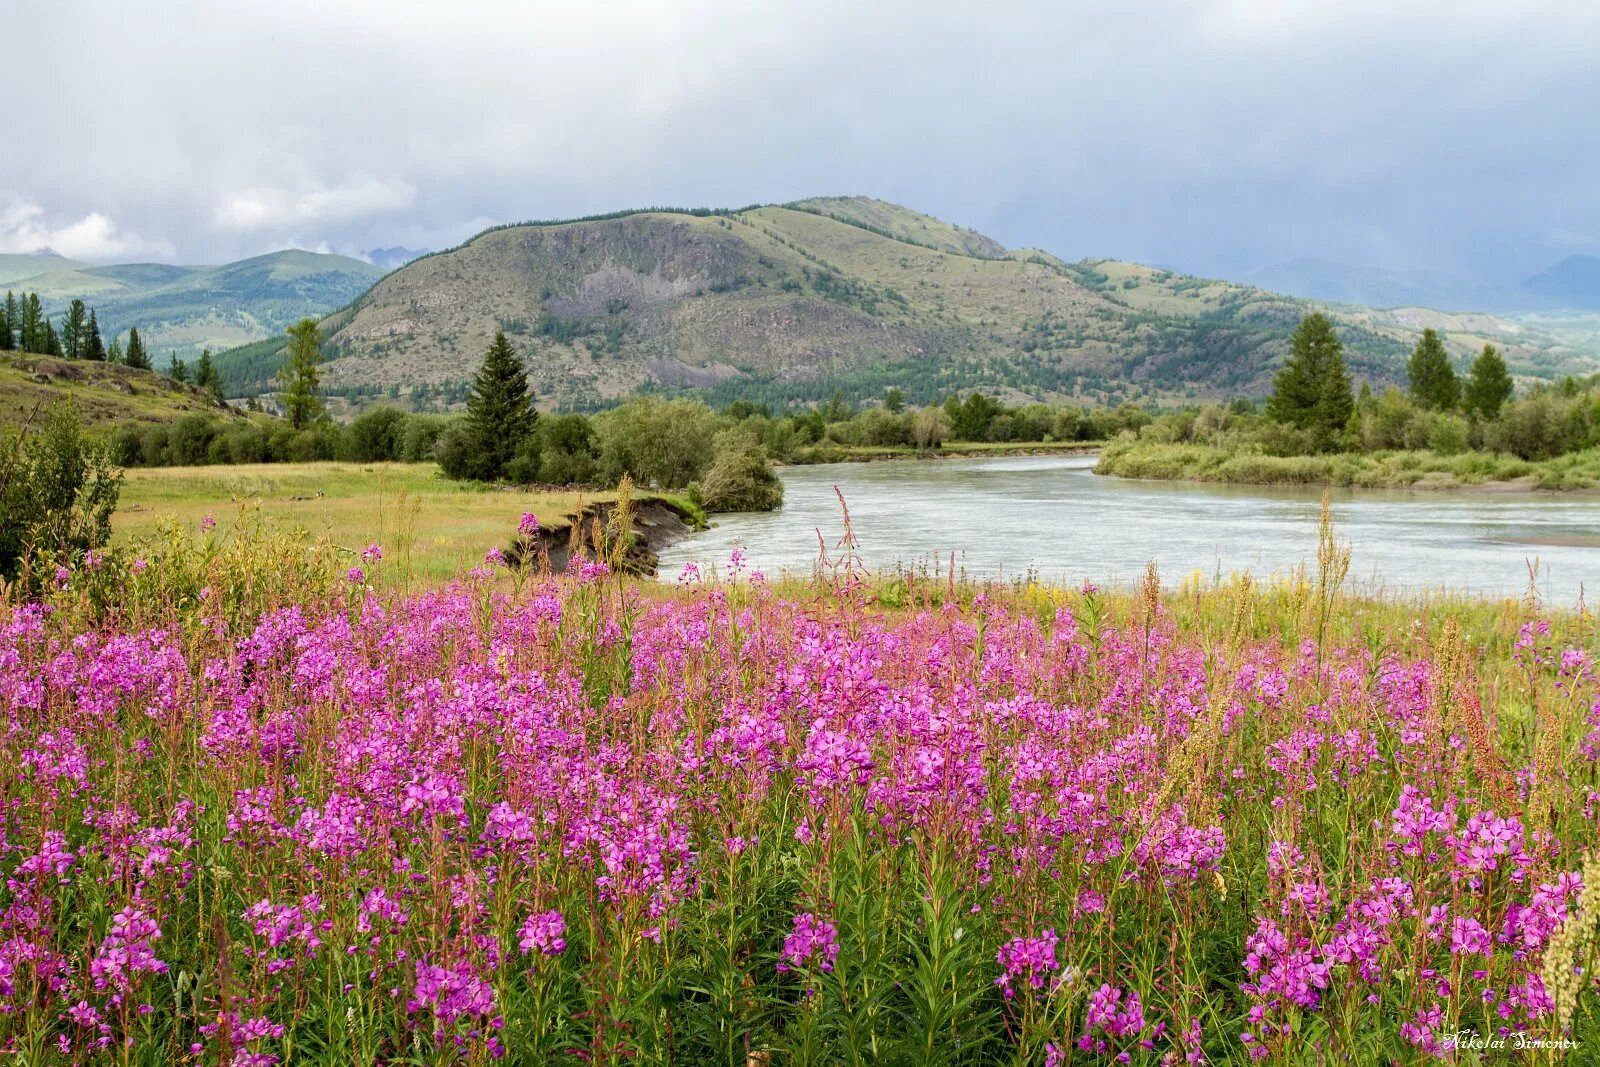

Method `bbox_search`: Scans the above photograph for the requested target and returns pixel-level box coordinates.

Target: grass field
[0,352,230,432]
[114,462,611,583]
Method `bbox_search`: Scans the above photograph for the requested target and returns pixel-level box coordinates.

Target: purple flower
[778,913,839,974]
[518,910,567,956]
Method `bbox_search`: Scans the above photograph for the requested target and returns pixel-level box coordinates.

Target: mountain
[1523,255,1600,310]
[211,198,1600,410]
[364,246,430,270]
[0,251,89,287]
[1241,258,1523,313]
[7,251,386,365]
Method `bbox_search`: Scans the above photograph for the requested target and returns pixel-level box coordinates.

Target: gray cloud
[11,0,1599,280]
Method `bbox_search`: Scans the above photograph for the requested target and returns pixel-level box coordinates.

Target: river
[657,455,1600,602]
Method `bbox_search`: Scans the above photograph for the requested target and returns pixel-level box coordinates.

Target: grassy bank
[794,438,1104,464]
[1096,437,1600,490]
[115,461,631,582]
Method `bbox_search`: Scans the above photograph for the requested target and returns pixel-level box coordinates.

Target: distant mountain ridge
[1245,255,1600,313]
[364,246,430,270]
[210,196,1600,411]
[3,251,385,364]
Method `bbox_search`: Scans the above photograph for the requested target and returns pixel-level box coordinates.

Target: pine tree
[0,293,11,351]
[61,299,89,359]
[195,349,223,401]
[21,294,45,353]
[277,318,325,430]
[107,338,124,364]
[85,310,106,361]
[1462,343,1514,420]
[124,327,151,370]
[1266,312,1354,445]
[168,354,190,383]
[1407,328,1460,410]
[43,319,61,356]
[462,330,536,480]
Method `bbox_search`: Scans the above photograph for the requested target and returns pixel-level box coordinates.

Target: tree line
[1,290,226,400]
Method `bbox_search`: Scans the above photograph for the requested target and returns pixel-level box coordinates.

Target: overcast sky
[6,0,1598,281]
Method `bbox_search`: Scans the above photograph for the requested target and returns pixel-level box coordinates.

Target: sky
[6,0,1599,282]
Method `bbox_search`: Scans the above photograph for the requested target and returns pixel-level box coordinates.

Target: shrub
[0,400,122,582]
[693,439,784,513]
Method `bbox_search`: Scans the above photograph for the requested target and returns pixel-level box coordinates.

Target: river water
[657,455,1600,602]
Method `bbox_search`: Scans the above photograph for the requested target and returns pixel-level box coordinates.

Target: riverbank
[114,461,703,582]
[786,438,1103,465]
[1094,439,1600,492]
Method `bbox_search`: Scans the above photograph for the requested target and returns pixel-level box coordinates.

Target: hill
[4,251,387,366]
[1523,255,1600,311]
[0,351,240,432]
[211,199,1600,411]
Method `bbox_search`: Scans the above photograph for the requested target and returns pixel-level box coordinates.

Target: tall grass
[1,515,1597,1064]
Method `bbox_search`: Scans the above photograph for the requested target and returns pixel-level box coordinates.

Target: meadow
[113,462,626,584]
[2,493,1597,1065]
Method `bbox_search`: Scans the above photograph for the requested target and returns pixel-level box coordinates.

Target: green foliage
[1463,343,1514,419]
[124,326,151,369]
[0,400,122,582]
[461,331,537,481]
[277,318,326,430]
[1265,313,1355,448]
[1407,328,1461,410]
[698,432,785,513]
[595,396,720,489]
[194,349,223,401]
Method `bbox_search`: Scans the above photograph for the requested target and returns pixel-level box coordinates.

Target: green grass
[113,461,630,583]
[0,351,232,432]
[1096,437,1600,490]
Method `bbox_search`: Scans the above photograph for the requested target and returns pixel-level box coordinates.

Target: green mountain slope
[212,199,1600,410]
[11,251,386,366]
[0,351,237,432]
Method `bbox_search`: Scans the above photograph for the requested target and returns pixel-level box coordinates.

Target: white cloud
[0,194,173,261]
[212,177,417,233]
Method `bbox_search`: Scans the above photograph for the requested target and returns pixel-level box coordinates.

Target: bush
[0,401,122,582]
[346,406,408,461]
[698,440,784,513]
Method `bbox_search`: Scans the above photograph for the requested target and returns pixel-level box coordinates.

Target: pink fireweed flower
[518,910,567,956]
[995,929,1063,999]
[201,514,216,531]
[361,543,382,564]
[777,913,839,974]
[518,512,540,536]
[485,547,506,567]
[345,567,365,585]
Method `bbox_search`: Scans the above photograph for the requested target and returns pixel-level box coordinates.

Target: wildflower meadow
[1,508,1597,1065]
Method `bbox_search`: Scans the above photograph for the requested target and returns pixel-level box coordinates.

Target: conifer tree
[168,354,190,383]
[43,319,61,356]
[1266,312,1354,446]
[277,318,325,430]
[463,330,536,480]
[61,299,89,359]
[195,349,223,401]
[21,294,44,353]
[0,293,11,351]
[1462,343,1513,420]
[85,310,106,361]
[107,338,124,365]
[124,327,151,370]
[1407,328,1460,410]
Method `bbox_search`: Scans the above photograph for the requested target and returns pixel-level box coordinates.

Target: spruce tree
[1407,328,1460,410]
[195,349,224,401]
[1266,312,1354,446]
[0,294,11,351]
[43,320,61,356]
[107,338,124,365]
[125,328,151,370]
[61,299,89,359]
[21,294,44,353]
[463,330,536,481]
[168,354,190,383]
[277,318,325,429]
[85,310,106,361]
[1463,343,1514,420]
